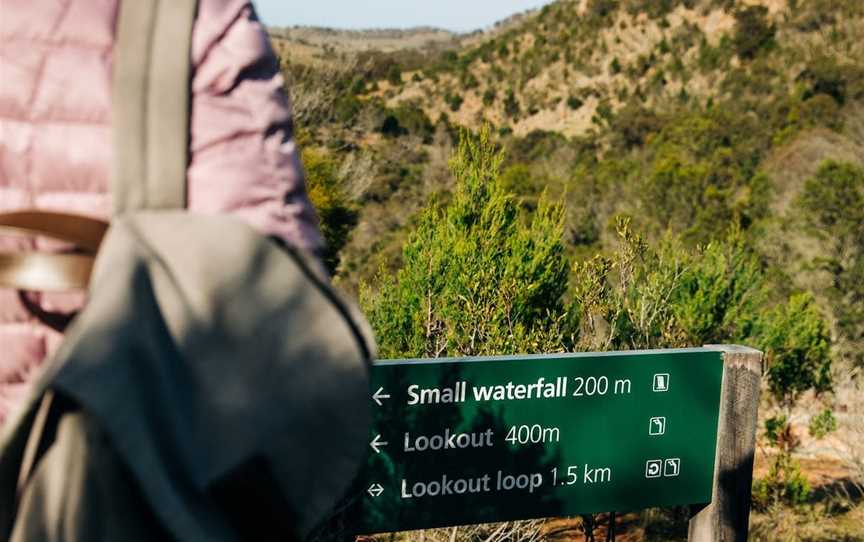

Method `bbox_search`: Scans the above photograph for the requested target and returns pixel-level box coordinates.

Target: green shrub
[566,219,833,384]
[379,115,407,138]
[799,94,842,130]
[757,293,832,408]
[499,163,542,203]
[670,233,765,346]
[380,104,435,143]
[630,53,655,77]
[595,100,614,123]
[460,70,480,90]
[482,89,496,106]
[764,415,789,447]
[504,89,520,118]
[732,6,775,60]
[361,127,569,358]
[569,221,727,348]
[609,104,661,149]
[386,64,403,86]
[639,109,771,242]
[445,92,464,112]
[333,95,362,124]
[669,56,686,80]
[697,36,732,72]
[773,93,844,144]
[349,76,366,95]
[626,0,675,18]
[566,95,584,110]
[808,408,838,439]
[508,130,568,163]
[797,161,864,366]
[752,454,811,511]
[302,147,358,273]
[797,55,864,106]
[588,0,619,20]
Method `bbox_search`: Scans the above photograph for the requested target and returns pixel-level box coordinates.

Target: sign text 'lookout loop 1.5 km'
[350,347,725,534]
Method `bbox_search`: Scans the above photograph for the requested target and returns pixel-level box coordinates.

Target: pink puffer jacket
[0,0,323,426]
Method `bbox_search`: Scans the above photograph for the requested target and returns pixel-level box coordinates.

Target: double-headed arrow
[372,387,390,406]
[367,483,384,498]
[369,434,389,454]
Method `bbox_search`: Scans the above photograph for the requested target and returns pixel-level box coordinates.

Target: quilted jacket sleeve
[186,0,324,254]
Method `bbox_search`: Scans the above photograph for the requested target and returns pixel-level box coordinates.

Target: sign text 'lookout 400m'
[351,347,726,534]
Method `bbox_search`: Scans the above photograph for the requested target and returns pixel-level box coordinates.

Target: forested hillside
[272,0,864,539]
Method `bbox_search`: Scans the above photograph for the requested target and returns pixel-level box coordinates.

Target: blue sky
[254,0,554,32]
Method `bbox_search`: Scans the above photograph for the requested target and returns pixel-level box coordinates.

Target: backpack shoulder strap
[112,0,198,213]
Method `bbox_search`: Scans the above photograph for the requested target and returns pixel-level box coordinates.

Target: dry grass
[270,27,461,55]
[833,374,864,495]
[364,521,547,542]
[356,500,864,541]
[750,499,864,542]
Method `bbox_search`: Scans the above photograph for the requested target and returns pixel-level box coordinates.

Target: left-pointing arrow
[368,483,384,498]
[370,434,389,454]
[372,387,391,406]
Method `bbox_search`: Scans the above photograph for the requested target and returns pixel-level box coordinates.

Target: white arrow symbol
[372,387,390,406]
[367,483,384,498]
[370,434,389,454]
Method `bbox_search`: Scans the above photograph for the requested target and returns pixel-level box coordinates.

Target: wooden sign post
[688,345,763,542]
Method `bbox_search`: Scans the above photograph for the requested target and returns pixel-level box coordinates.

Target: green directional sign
[351,348,725,534]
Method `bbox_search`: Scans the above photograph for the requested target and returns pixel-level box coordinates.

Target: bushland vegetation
[274,0,864,539]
